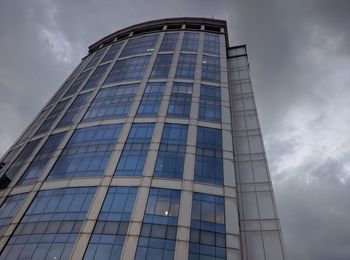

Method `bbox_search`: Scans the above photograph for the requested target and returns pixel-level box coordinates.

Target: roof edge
[88,17,228,53]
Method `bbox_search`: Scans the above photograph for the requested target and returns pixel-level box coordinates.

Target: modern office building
[0,18,286,259]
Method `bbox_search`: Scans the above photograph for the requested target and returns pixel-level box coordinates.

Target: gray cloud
[1,0,349,259]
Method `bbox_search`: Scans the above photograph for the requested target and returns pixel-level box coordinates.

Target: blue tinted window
[82,64,110,91]
[135,188,180,260]
[0,193,27,236]
[154,124,188,179]
[17,109,50,144]
[189,193,226,260]
[201,55,220,82]
[84,48,107,70]
[203,34,220,55]
[137,83,165,117]
[18,132,66,185]
[0,187,96,260]
[194,127,223,185]
[5,139,42,180]
[181,32,199,52]
[48,77,75,106]
[101,42,124,63]
[199,85,221,122]
[104,56,150,83]
[159,33,178,52]
[84,187,137,260]
[83,84,139,122]
[175,54,197,79]
[48,124,122,180]
[58,93,91,128]
[120,35,159,57]
[115,124,154,177]
[167,82,193,118]
[150,54,173,78]
[63,70,92,98]
[35,99,70,135]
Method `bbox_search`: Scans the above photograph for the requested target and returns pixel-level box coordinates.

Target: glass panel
[0,187,96,260]
[115,124,154,176]
[104,56,150,83]
[5,139,42,180]
[154,124,188,179]
[194,127,223,185]
[84,187,137,260]
[101,42,124,63]
[35,99,70,135]
[0,193,28,236]
[159,33,179,52]
[137,83,165,117]
[84,48,108,70]
[63,70,92,98]
[57,93,91,128]
[175,54,196,79]
[189,193,226,260]
[48,124,122,180]
[181,32,199,52]
[167,82,192,118]
[120,34,159,57]
[18,132,66,185]
[135,188,180,260]
[202,55,220,82]
[83,84,139,122]
[150,54,173,79]
[198,84,221,123]
[82,64,110,91]
[203,34,220,55]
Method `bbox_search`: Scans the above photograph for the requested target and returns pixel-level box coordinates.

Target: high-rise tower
[0,18,286,260]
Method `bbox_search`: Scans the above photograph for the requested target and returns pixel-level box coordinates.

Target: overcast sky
[1,0,350,259]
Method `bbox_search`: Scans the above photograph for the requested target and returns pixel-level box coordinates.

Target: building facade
[0,18,286,260]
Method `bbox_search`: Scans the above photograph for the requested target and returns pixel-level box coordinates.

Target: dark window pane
[150,54,173,79]
[159,33,178,52]
[189,193,226,259]
[83,84,139,122]
[82,64,110,91]
[84,187,137,260]
[35,99,71,135]
[194,127,223,185]
[64,70,92,98]
[1,187,96,260]
[154,124,188,179]
[199,84,221,123]
[18,132,66,185]
[120,35,159,57]
[84,48,108,70]
[136,188,180,259]
[201,55,220,82]
[137,83,165,117]
[181,32,199,52]
[48,124,122,180]
[104,56,150,83]
[0,193,28,236]
[58,93,92,128]
[203,34,220,55]
[167,82,192,118]
[115,124,154,176]
[175,54,196,79]
[101,42,124,63]
[5,139,42,180]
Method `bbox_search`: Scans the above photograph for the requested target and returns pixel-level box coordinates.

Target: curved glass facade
[0,18,286,260]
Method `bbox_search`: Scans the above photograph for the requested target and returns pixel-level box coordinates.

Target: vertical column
[120,32,166,260]
[174,31,204,260]
[227,46,287,260]
[220,35,241,259]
